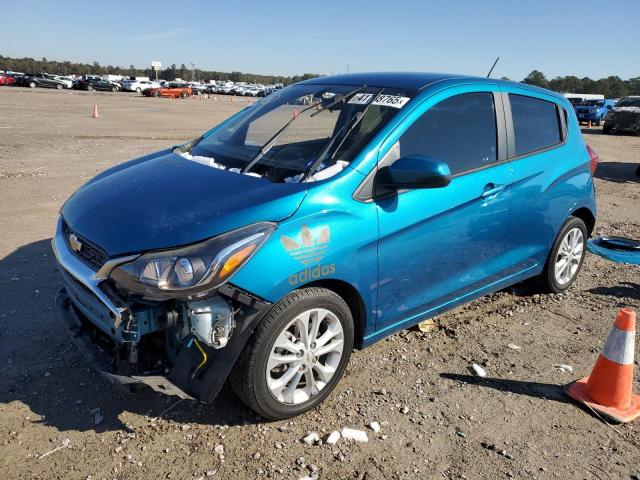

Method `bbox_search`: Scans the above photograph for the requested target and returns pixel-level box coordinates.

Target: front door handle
[481,183,505,199]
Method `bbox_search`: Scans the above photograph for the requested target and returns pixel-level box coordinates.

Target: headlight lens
[110,222,275,300]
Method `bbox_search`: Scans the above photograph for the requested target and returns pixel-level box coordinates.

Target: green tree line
[523,70,640,98]
[0,55,319,85]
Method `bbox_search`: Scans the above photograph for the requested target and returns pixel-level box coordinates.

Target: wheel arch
[571,207,595,235]
[302,278,368,349]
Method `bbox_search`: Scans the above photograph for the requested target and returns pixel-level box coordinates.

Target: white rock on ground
[369,422,381,433]
[471,363,487,378]
[553,364,573,373]
[302,432,320,445]
[340,428,368,443]
[326,431,340,445]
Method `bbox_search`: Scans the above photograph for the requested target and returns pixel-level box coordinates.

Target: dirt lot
[1,87,639,480]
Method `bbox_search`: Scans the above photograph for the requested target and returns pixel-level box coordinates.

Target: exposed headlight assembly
[110,222,275,300]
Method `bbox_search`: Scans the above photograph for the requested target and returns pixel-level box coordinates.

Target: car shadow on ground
[587,282,640,301]
[594,161,640,184]
[0,239,265,433]
[440,373,570,403]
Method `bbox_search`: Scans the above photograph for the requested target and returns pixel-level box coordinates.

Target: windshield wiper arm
[301,88,383,182]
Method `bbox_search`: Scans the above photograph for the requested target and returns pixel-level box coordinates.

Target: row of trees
[0,55,319,85]
[522,70,640,98]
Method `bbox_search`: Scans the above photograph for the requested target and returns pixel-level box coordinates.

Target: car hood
[61,150,309,256]
[611,106,640,114]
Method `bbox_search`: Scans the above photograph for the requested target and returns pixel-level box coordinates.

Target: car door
[375,87,513,334]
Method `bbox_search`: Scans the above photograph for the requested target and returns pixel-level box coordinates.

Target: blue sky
[1,0,638,80]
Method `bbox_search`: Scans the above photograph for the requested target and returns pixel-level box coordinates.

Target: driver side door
[375,88,513,334]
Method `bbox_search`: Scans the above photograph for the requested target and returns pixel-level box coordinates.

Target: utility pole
[191,62,196,82]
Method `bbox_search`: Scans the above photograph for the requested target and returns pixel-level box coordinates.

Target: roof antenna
[486,57,500,78]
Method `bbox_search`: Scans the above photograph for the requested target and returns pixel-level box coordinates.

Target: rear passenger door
[376,87,513,333]
[500,88,569,273]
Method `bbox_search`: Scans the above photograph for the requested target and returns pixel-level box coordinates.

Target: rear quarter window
[509,94,562,156]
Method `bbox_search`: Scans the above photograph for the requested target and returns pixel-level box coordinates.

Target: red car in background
[143,83,192,99]
[0,74,17,86]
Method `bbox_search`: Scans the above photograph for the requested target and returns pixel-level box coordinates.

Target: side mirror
[378,155,452,190]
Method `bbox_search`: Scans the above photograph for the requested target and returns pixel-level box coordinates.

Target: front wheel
[28,81,36,88]
[56,83,63,90]
[87,85,94,91]
[180,91,188,99]
[536,216,587,293]
[230,287,354,419]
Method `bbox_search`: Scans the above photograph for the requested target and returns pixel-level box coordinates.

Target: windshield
[580,100,604,107]
[185,84,415,183]
[615,97,640,108]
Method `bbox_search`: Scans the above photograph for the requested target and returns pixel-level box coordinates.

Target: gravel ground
[0,87,639,480]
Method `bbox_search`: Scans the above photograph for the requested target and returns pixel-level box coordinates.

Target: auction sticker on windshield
[348,93,410,109]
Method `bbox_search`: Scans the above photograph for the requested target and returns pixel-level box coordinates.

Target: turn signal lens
[586,144,598,175]
[219,244,256,279]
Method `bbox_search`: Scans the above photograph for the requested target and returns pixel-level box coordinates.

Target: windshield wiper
[241,99,323,174]
[310,86,367,118]
[301,88,383,182]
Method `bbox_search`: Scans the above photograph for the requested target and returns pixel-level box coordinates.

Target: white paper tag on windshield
[348,93,410,109]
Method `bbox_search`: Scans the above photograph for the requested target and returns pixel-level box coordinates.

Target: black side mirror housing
[378,155,452,190]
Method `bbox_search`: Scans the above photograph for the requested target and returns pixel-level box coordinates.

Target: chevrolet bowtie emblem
[68,233,83,252]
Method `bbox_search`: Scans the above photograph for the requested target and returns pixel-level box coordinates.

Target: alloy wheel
[266,308,344,405]
[554,227,584,286]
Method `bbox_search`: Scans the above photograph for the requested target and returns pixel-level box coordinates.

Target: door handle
[481,183,505,199]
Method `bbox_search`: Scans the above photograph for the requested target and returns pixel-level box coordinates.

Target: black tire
[230,287,354,420]
[603,125,612,135]
[136,87,142,93]
[154,90,161,97]
[595,119,601,127]
[536,216,588,294]
[180,91,188,99]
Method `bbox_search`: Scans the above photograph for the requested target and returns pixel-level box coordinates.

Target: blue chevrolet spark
[53,73,597,419]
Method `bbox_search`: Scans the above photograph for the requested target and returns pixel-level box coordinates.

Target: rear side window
[398,92,497,175]
[509,94,562,156]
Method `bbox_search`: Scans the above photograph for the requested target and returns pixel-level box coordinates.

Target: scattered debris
[507,344,521,350]
[302,432,320,445]
[471,363,487,378]
[340,428,368,443]
[326,431,341,445]
[39,438,71,459]
[418,318,438,332]
[369,421,381,433]
[553,364,573,373]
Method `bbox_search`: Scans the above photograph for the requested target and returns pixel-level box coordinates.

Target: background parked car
[0,73,17,86]
[143,83,192,98]
[54,76,74,89]
[121,79,160,92]
[603,96,640,134]
[75,78,121,92]
[20,73,67,89]
[574,99,617,126]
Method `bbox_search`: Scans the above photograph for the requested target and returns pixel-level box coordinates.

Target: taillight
[586,144,598,175]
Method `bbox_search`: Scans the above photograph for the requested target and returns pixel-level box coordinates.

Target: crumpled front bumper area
[56,287,193,399]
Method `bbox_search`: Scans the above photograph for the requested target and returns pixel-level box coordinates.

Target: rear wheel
[136,87,142,93]
[56,83,63,90]
[230,287,354,419]
[180,91,188,99]
[111,86,118,92]
[536,216,587,293]
[28,81,36,88]
[87,85,94,91]
[154,90,161,97]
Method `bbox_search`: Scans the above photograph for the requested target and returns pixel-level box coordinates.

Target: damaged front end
[52,218,272,402]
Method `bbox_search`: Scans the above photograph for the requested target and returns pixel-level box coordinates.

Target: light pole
[191,62,196,82]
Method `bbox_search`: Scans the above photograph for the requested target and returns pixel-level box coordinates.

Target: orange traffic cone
[91,104,99,118]
[565,308,640,423]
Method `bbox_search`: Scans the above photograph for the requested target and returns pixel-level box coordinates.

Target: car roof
[299,71,565,100]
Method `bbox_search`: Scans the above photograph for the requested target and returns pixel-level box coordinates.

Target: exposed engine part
[188,296,235,349]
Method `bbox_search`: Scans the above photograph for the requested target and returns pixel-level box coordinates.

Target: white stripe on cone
[602,327,635,365]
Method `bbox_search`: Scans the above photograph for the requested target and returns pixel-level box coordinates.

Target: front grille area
[62,220,109,270]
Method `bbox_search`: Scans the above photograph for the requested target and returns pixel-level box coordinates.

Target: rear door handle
[481,183,505,199]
